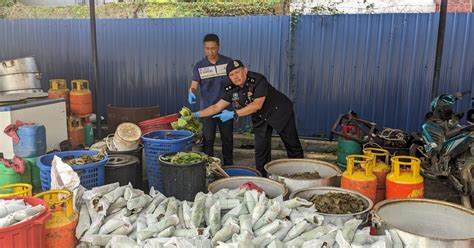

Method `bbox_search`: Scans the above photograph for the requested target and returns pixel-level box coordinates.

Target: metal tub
[373,198,474,248]
[0,57,42,94]
[290,186,373,224]
[208,176,288,199]
[264,159,340,195]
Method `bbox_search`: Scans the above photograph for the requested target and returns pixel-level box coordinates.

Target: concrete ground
[206,134,462,205]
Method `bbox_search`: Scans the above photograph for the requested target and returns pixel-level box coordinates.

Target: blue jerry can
[13,124,47,157]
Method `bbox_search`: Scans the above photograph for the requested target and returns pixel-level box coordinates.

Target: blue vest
[192,54,233,109]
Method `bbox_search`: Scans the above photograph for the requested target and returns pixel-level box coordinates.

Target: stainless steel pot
[290,186,373,224]
[208,176,288,199]
[0,57,43,94]
[373,198,474,248]
[264,159,340,195]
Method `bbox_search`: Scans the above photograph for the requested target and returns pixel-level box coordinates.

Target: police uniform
[222,64,304,176]
[192,54,234,165]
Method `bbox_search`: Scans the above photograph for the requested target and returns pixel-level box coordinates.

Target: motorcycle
[413,91,474,207]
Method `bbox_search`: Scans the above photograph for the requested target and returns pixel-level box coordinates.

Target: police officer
[194,60,304,176]
[188,33,234,165]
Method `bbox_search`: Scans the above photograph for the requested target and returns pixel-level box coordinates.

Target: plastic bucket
[105,154,140,187]
[107,144,144,189]
[159,152,207,201]
[112,122,141,151]
[224,166,262,177]
[142,130,194,191]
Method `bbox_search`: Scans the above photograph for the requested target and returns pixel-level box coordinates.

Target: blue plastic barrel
[224,166,262,177]
[13,124,46,157]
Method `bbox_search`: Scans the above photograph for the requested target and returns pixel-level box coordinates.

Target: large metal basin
[291,186,373,224]
[0,57,42,94]
[208,176,288,199]
[374,198,474,248]
[264,159,340,195]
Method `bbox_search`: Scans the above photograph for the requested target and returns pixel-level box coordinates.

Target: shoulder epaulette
[225,84,237,92]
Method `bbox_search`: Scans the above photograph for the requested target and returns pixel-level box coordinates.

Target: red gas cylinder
[67,117,84,148]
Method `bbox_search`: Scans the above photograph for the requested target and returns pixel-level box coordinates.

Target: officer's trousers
[253,112,304,176]
[201,117,234,165]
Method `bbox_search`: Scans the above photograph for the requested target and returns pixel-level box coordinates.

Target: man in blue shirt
[188,34,234,165]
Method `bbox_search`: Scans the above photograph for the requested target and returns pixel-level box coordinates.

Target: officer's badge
[247,91,253,102]
[232,92,239,101]
[234,61,239,67]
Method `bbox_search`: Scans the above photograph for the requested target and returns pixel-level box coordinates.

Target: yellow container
[386,156,424,199]
[34,190,78,248]
[49,79,70,115]
[0,183,32,197]
[363,148,391,203]
[341,155,377,203]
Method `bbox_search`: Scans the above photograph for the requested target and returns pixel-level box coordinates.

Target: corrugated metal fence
[294,13,473,136]
[0,14,472,136]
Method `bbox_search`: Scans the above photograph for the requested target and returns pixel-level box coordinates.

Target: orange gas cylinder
[70,80,92,116]
[363,148,391,203]
[34,190,78,248]
[341,155,377,203]
[386,156,424,199]
[68,116,84,148]
[48,79,70,115]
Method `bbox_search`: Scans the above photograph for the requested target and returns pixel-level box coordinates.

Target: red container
[139,113,178,134]
[0,196,51,248]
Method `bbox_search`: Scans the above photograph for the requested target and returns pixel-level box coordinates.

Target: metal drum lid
[106,154,139,167]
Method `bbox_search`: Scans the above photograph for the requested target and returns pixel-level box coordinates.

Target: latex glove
[188,92,196,105]
[193,112,200,118]
[212,110,235,122]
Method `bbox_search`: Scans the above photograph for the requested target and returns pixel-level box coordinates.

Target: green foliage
[171,106,203,134]
[2,1,280,19]
[160,152,208,165]
[0,0,15,8]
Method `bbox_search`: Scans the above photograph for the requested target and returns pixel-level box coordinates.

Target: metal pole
[432,0,448,99]
[89,0,102,139]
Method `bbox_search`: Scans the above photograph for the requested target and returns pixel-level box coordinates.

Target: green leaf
[177,118,187,127]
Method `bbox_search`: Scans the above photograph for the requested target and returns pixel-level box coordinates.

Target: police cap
[226,60,245,76]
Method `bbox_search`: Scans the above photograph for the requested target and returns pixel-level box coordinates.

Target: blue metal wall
[439,13,474,113]
[0,17,290,122]
[293,14,440,136]
[0,14,472,136]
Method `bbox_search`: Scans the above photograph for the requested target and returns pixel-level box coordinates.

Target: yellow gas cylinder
[0,183,32,197]
[363,148,391,203]
[70,80,92,116]
[34,190,78,248]
[341,155,377,203]
[386,156,424,199]
[48,79,70,115]
[68,116,85,148]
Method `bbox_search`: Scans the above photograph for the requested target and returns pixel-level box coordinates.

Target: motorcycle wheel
[460,158,474,208]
